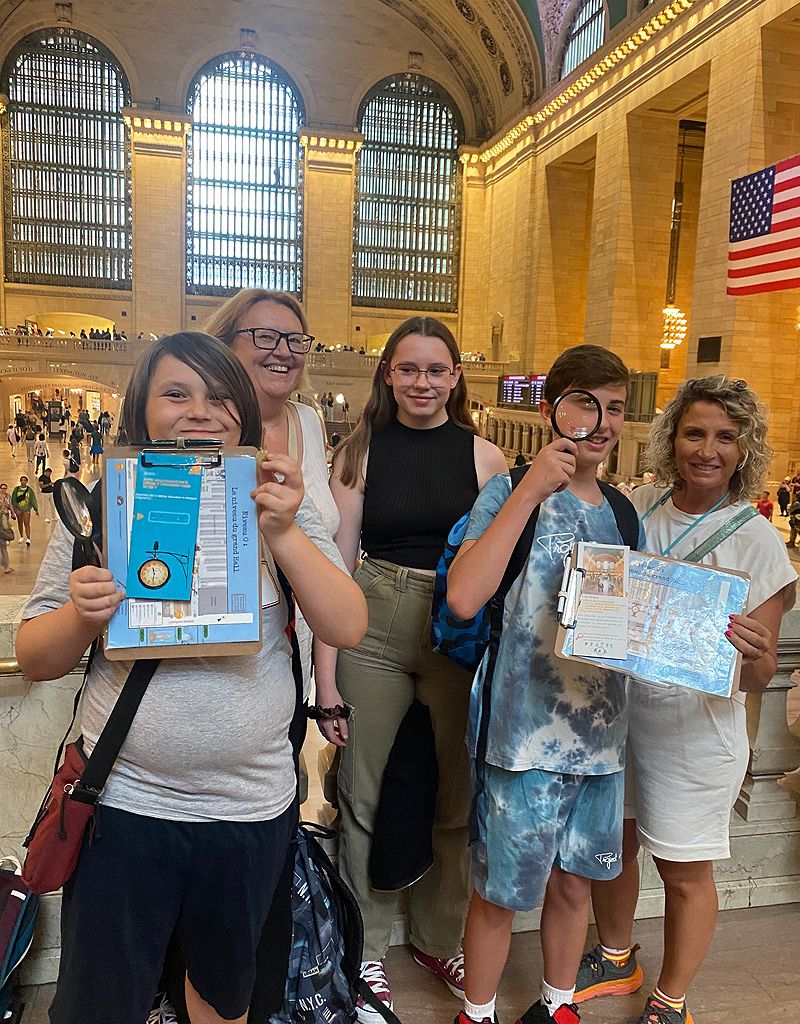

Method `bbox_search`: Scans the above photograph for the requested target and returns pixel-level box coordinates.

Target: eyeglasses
[388,363,456,386]
[235,328,315,353]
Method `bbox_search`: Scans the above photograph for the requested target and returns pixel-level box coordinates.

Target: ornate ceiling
[374,0,544,140]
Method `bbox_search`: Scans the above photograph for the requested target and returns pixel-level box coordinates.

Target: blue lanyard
[654,489,731,557]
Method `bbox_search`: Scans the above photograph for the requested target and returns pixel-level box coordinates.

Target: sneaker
[636,994,694,1024]
[356,960,393,1024]
[18,537,24,544]
[410,943,465,997]
[574,944,644,1002]
[45,517,50,523]
[513,1000,580,1024]
[453,1012,498,1024]
[146,993,179,1024]
[25,538,30,546]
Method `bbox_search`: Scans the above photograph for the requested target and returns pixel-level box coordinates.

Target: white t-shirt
[23,496,343,823]
[293,402,341,695]
[632,484,796,613]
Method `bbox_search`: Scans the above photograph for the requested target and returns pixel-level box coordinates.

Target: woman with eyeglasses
[313,317,507,1021]
[206,290,339,691]
[574,377,796,1024]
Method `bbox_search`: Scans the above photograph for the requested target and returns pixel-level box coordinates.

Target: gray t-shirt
[23,497,345,823]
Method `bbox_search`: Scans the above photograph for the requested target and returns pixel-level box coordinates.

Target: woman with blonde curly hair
[574,376,797,1024]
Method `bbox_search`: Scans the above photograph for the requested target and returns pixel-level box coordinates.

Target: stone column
[736,608,800,822]
[688,34,800,474]
[530,151,595,372]
[0,92,7,328]
[584,115,677,372]
[299,129,362,347]
[457,147,488,356]
[123,109,191,341]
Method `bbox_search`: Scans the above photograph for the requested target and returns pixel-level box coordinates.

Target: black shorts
[49,803,294,1024]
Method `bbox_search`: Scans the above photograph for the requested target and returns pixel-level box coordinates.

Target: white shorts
[624,682,749,862]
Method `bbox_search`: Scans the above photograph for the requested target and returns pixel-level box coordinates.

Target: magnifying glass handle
[82,536,101,568]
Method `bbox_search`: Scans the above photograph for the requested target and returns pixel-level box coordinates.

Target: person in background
[38,466,55,523]
[11,474,38,545]
[578,377,796,1024]
[756,490,773,520]
[7,423,18,457]
[777,479,790,517]
[89,424,104,471]
[34,432,48,475]
[24,423,36,462]
[314,316,507,1021]
[513,450,527,467]
[0,482,15,573]
[787,493,800,548]
[61,449,73,478]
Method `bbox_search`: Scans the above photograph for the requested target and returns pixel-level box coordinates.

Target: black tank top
[361,417,479,570]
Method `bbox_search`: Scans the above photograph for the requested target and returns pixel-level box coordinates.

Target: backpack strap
[598,481,641,550]
[682,505,759,563]
[470,466,540,844]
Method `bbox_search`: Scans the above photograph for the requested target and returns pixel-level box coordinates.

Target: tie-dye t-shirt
[463,475,646,776]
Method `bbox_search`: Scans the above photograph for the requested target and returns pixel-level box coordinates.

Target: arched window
[353,74,463,311]
[186,54,304,296]
[560,0,606,80]
[1,29,131,288]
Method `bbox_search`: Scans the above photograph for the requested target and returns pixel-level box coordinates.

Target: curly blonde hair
[646,376,771,501]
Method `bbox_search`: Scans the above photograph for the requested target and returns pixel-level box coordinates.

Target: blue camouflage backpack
[431,465,640,672]
[269,822,401,1024]
[0,858,40,1020]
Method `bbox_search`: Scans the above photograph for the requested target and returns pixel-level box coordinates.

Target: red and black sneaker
[513,1000,580,1024]
[453,1012,499,1024]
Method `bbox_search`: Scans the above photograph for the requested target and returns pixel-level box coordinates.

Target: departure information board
[497,374,547,409]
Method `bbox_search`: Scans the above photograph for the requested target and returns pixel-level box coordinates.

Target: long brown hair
[334,316,475,488]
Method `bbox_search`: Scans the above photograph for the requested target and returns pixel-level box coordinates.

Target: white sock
[541,979,576,1013]
[464,996,496,1022]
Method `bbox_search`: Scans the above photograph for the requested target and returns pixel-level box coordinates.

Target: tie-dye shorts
[472,763,624,911]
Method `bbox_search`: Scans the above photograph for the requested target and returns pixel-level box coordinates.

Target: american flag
[727,153,800,296]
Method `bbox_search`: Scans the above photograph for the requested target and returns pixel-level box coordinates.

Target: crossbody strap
[72,657,161,804]
[682,505,759,563]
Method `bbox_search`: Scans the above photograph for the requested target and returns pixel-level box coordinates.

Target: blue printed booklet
[103,446,262,659]
[557,546,750,697]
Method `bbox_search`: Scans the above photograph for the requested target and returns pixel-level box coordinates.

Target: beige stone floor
[17,902,800,1023]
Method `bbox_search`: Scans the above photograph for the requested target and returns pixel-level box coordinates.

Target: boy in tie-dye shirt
[447,346,645,1024]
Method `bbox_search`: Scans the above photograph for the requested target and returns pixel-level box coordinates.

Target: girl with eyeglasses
[574,377,796,1024]
[313,317,507,1021]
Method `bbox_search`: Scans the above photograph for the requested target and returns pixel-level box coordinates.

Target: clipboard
[556,545,751,698]
[102,441,262,660]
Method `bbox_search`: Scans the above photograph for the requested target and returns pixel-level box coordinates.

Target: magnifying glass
[53,477,100,567]
[550,389,603,443]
